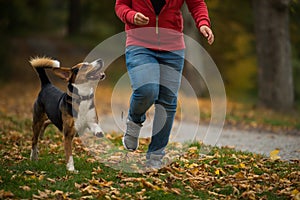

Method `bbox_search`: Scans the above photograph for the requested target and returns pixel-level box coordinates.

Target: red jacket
[115,0,211,51]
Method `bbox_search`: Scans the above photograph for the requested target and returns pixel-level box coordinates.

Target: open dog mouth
[87,70,106,80]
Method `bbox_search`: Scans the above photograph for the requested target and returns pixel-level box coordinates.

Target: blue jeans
[125,46,185,157]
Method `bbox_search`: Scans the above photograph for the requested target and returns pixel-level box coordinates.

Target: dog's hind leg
[39,119,52,139]
[62,115,77,172]
[31,101,48,161]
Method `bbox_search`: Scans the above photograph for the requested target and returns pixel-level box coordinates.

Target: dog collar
[67,84,94,101]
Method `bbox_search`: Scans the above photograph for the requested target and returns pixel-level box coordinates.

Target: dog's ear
[52,68,72,81]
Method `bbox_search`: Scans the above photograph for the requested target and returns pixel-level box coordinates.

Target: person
[115,0,214,168]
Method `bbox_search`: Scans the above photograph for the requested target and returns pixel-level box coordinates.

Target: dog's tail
[29,57,60,87]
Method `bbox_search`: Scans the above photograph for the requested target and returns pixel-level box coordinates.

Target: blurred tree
[290,0,300,102]
[253,0,294,110]
[195,0,257,99]
[68,0,81,35]
[0,0,299,103]
[79,1,123,39]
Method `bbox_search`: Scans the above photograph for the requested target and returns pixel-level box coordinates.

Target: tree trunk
[68,0,81,35]
[253,0,294,110]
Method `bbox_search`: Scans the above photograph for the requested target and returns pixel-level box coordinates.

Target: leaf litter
[0,83,299,199]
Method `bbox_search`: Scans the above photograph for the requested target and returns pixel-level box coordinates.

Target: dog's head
[53,59,106,84]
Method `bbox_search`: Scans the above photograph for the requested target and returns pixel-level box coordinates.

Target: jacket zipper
[156,15,160,50]
[155,16,159,34]
[142,0,168,48]
[142,0,161,34]
[155,2,168,35]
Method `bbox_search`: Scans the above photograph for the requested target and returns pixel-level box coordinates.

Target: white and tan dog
[29,57,105,172]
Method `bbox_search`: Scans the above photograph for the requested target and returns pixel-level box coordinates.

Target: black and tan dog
[29,57,105,172]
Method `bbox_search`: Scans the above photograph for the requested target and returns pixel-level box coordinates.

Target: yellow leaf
[188,146,198,153]
[215,168,226,176]
[190,168,200,175]
[270,149,281,161]
[25,175,38,181]
[220,168,226,175]
[215,169,220,175]
[235,172,246,180]
[38,175,44,181]
[292,189,300,200]
[239,163,246,169]
[292,189,299,195]
[185,163,198,169]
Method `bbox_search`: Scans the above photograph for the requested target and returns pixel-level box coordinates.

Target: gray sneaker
[146,154,164,169]
[122,119,142,151]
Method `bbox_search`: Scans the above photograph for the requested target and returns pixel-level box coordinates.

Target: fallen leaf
[270,149,281,161]
[53,190,64,195]
[239,163,246,169]
[292,189,300,200]
[170,188,181,195]
[46,178,56,183]
[92,166,102,175]
[81,195,94,199]
[38,175,45,181]
[86,158,96,163]
[24,170,34,175]
[215,168,226,176]
[82,185,100,194]
[234,172,246,180]
[33,190,50,199]
[19,185,31,191]
[0,190,14,199]
[186,163,198,169]
[141,179,161,190]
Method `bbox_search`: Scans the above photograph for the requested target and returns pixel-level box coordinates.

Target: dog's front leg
[88,122,104,138]
[63,117,78,173]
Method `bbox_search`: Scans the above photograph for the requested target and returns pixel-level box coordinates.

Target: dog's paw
[66,156,79,173]
[67,169,79,174]
[30,149,39,161]
[94,131,104,138]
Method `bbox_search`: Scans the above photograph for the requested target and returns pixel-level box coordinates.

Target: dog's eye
[81,64,89,70]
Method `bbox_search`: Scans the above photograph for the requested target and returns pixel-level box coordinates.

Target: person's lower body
[123,46,185,168]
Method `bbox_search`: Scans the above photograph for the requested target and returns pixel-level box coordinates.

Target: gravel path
[216,128,299,161]
[100,115,300,161]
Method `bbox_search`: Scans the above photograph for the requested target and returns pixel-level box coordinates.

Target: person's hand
[200,25,214,45]
[134,12,149,26]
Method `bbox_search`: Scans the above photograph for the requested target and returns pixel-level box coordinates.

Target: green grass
[0,113,299,199]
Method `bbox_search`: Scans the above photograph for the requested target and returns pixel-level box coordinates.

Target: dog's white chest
[77,100,96,124]
[75,100,96,129]
[74,100,103,136]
